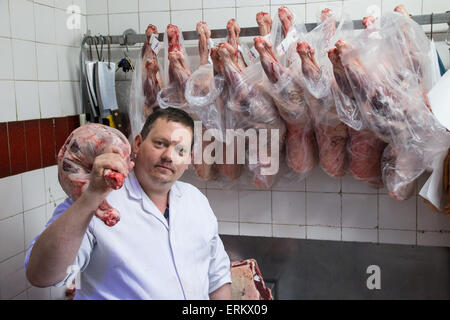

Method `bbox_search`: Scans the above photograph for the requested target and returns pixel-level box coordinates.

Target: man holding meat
[25,107,232,300]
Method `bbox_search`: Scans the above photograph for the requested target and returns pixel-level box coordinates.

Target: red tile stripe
[0,116,80,178]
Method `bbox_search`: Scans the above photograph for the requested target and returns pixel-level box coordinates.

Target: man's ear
[132,134,143,155]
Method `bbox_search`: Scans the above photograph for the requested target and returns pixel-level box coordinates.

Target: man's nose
[160,146,173,162]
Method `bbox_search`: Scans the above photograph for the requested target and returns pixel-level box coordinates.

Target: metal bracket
[120,28,137,46]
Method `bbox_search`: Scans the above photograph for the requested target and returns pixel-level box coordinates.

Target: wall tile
[207,189,239,222]
[139,0,170,12]
[272,191,305,224]
[12,40,37,81]
[342,0,382,20]
[35,3,57,44]
[170,10,203,32]
[271,171,306,192]
[0,175,23,220]
[39,82,62,119]
[59,82,79,116]
[54,117,69,155]
[342,227,378,243]
[86,0,108,15]
[0,39,13,80]
[379,195,416,230]
[307,225,341,241]
[24,205,47,249]
[0,215,25,262]
[15,81,40,121]
[305,1,342,23]
[417,231,450,247]
[272,0,307,5]
[0,81,16,123]
[139,11,171,35]
[239,190,271,223]
[236,0,270,6]
[306,192,341,226]
[417,197,450,231]
[203,0,236,9]
[22,169,46,211]
[55,9,77,46]
[218,221,239,235]
[170,0,202,11]
[40,118,56,168]
[273,224,306,239]
[54,0,73,10]
[57,46,78,81]
[36,44,59,81]
[108,0,138,14]
[109,13,139,36]
[8,121,27,175]
[44,165,64,204]
[239,223,272,237]
[379,229,416,245]
[0,123,10,178]
[0,253,27,300]
[0,0,11,38]
[306,166,341,192]
[342,194,377,228]
[86,14,109,34]
[341,174,378,194]
[237,6,271,28]
[24,120,42,172]
[381,0,422,15]
[204,8,237,30]
[12,290,27,300]
[10,0,35,41]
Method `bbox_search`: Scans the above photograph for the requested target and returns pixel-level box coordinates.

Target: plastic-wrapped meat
[328,46,385,187]
[226,19,247,70]
[256,12,272,36]
[254,36,317,174]
[57,124,133,227]
[230,259,273,300]
[141,24,162,117]
[335,13,449,200]
[211,43,286,189]
[193,22,220,181]
[296,41,348,177]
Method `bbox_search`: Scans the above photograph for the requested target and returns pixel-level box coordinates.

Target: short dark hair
[140,107,195,150]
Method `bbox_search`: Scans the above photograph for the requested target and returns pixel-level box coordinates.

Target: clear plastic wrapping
[57,123,134,226]
[336,13,450,200]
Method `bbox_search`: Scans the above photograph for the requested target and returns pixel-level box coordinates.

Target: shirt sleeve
[208,218,232,294]
[24,197,96,288]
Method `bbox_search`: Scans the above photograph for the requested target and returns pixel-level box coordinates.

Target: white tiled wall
[0,0,449,301]
[0,166,66,300]
[0,0,86,123]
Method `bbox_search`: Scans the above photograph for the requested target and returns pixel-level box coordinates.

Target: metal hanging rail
[80,12,450,47]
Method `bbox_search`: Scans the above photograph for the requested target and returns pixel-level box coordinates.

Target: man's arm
[209,283,232,300]
[26,152,130,287]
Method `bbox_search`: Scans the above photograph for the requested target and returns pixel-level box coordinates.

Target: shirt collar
[124,170,182,201]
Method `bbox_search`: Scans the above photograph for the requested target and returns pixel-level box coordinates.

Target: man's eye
[155,141,164,147]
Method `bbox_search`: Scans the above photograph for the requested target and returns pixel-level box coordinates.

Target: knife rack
[78,11,450,123]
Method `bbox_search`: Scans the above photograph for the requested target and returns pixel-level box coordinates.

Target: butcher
[24,107,232,300]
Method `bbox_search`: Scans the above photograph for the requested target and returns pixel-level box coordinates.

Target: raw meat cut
[194,22,220,181]
[226,19,247,70]
[230,259,273,300]
[278,6,294,38]
[141,24,162,117]
[254,36,317,174]
[57,123,133,227]
[211,42,286,188]
[328,45,385,186]
[296,41,348,177]
[334,13,448,200]
[256,12,272,36]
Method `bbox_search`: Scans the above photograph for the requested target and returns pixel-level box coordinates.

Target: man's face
[133,118,193,186]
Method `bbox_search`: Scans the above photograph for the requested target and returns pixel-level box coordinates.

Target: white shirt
[24,171,231,300]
